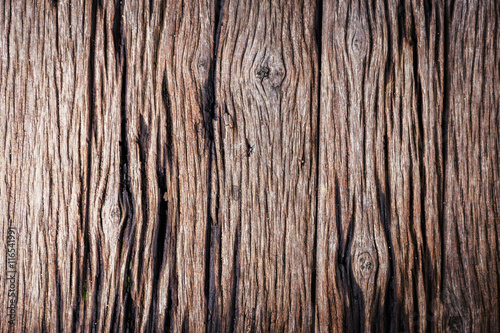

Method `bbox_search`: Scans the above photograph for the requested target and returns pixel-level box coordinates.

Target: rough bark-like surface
[1,0,499,332]
[1,0,214,331]
[0,0,91,331]
[210,0,319,331]
[82,0,215,331]
[442,0,500,331]
[316,0,497,332]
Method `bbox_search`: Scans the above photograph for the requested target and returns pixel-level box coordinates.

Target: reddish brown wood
[210,0,319,331]
[0,0,498,332]
[317,0,446,330]
[0,0,92,331]
[442,0,500,331]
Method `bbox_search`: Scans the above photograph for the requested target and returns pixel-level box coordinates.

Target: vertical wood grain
[1,0,499,331]
[0,0,91,331]
[443,0,500,331]
[211,0,319,331]
[83,0,215,331]
[317,0,446,331]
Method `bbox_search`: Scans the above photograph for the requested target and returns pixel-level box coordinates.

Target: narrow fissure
[312,0,323,329]
[205,0,224,330]
[381,2,396,328]
[82,0,98,328]
[411,11,424,330]
[162,74,174,169]
[137,115,150,308]
[112,0,125,63]
[118,46,135,332]
[154,167,168,289]
[152,71,173,329]
[228,223,241,333]
[52,6,63,330]
[72,233,82,331]
[440,0,452,298]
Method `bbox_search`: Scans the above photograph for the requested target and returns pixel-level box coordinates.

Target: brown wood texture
[210,1,318,331]
[1,0,499,332]
[317,0,445,331]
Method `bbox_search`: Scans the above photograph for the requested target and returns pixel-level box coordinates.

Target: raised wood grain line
[0,0,92,331]
[213,0,319,331]
[317,0,450,332]
[442,0,500,331]
[1,1,499,331]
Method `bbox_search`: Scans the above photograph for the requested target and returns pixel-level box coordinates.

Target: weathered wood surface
[443,1,500,331]
[211,1,319,331]
[0,0,498,332]
[317,0,445,331]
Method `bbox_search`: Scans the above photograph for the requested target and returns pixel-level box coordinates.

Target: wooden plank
[83,0,215,331]
[442,0,500,330]
[0,0,92,331]
[1,0,499,331]
[211,0,320,331]
[317,0,445,331]
[155,1,215,331]
[0,0,215,331]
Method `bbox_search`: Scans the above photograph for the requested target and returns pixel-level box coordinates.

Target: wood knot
[198,57,209,71]
[352,35,367,54]
[348,22,369,61]
[269,67,285,88]
[256,66,270,80]
[256,56,286,88]
[111,205,121,221]
[355,251,375,279]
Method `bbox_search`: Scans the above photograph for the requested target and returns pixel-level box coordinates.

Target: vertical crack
[112,0,124,63]
[228,223,241,333]
[83,0,98,329]
[441,0,452,299]
[137,114,150,295]
[312,0,323,330]
[117,38,134,332]
[381,2,395,329]
[52,5,63,330]
[206,0,224,331]
[152,72,173,330]
[162,74,174,168]
[411,10,424,331]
